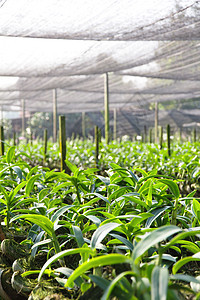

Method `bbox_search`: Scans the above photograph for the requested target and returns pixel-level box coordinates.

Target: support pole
[160,126,163,149]
[82,112,86,139]
[113,108,117,140]
[53,89,57,143]
[193,128,196,143]
[43,129,47,164]
[104,73,110,144]
[149,128,152,143]
[0,106,3,126]
[144,125,147,143]
[155,102,158,143]
[0,126,4,156]
[13,131,16,146]
[22,99,25,137]
[167,124,171,157]
[59,115,66,172]
[95,126,99,168]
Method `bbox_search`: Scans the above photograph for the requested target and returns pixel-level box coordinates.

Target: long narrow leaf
[6,146,15,164]
[38,248,94,281]
[132,226,182,263]
[66,254,131,288]
[151,266,168,300]
[90,223,121,250]
[172,252,200,274]
[25,174,41,196]
[11,214,54,237]
[102,271,137,300]
[72,225,85,247]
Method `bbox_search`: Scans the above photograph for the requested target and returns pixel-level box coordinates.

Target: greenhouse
[0,0,200,299]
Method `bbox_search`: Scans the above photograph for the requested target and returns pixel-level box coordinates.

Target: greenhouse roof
[0,0,200,113]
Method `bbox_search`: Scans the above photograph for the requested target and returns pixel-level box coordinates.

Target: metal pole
[53,89,57,143]
[104,73,110,144]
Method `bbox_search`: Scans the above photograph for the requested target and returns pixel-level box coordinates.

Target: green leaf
[192,199,200,221]
[146,206,170,228]
[102,271,137,300]
[51,182,72,194]
[170,274,200,284]
[91,192,110,204]
[25,174,41,196]
[72,225,85,247]
[31,239,52,250]
[129,213,152,228]
[11,214,54,237]
[101,215,139,226]
[146,180,153,206]
[6,146,15,164]
[65,159,78,174]
[89,275,109,290]
[151,266,168,300]
[12,166,23,181]
[65,254,131,288]
[51,205,75,222]
[38,188,50,201]
[96,175,110,186]
[178,240,200,254]
[85,214,101,227]
[132,226,182,263]
[38,248,94,281]
[0,185,9,202]
[172,252,200,274]
[123,193,148,209]
[90,223,121,250]
[162,228,200,253]
[158,179,180,199]
[9,181,26,203]
[109,233,133,251]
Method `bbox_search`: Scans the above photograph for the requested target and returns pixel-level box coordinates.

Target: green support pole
[82,111,86,139]
[43,129,48,164]
[160,126,163,149]
[104,73,110,144]
[95,126,99,168]
[113,108,117,140]
[167,124,171,157]
[59,115,66,172]
[53,89,57,143]
[155,101,158,143]
[0,126,4,156]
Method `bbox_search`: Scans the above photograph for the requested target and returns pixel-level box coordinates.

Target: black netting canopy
[0,0,200,130]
